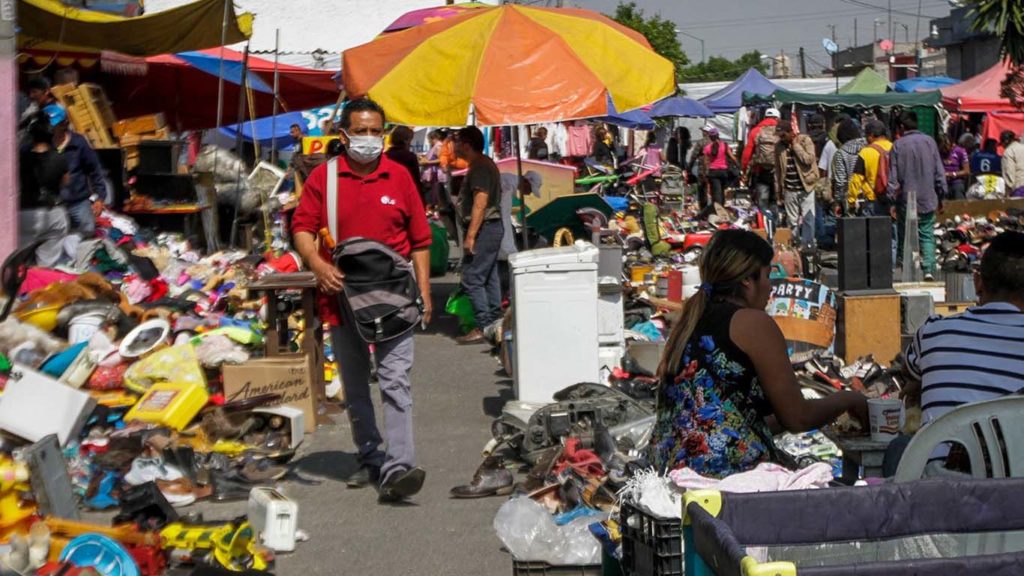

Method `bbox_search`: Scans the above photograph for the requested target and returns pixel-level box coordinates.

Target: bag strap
[326,157,339,243]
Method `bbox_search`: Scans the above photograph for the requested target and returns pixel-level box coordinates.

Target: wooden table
[248,272,338,424]
[825,430,893,484]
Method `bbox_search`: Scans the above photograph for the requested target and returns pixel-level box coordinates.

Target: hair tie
[700,282,713,296]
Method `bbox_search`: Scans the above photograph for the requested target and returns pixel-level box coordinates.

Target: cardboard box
[222,356,316,433]
[113,113,166,138]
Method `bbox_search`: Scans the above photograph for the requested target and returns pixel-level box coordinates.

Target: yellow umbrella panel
[342,4,676,126]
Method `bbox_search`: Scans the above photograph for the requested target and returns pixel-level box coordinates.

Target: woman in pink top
[639,132,665,176]
[701,126,737,209]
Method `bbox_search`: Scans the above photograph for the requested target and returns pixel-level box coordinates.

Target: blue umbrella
[176,51,274,94]
[219,111,306,148]
[649,96,713,118]
[600,96,655,129]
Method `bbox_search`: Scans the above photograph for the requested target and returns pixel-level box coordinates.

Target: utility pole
[0,0,16,257]
[888,0,893,46]
[799,47,807,78]
[854,18,858,46]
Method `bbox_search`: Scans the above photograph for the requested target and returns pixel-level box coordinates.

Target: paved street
[271,278,513,575]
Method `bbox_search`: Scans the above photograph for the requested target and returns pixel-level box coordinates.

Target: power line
[836,0,942,20]
[674,0,947,30]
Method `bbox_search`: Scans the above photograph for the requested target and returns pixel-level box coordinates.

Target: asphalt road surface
[264,278,513,575]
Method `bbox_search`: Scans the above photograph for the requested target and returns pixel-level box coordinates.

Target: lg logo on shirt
[380,195,397,206]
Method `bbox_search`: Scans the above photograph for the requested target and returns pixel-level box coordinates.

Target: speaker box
[838,218,868,291]
[866,216,893,290]
[901,293,935,334]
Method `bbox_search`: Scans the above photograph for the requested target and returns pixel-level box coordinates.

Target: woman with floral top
[650,230,867,478]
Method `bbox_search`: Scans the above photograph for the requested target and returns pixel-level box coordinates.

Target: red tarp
[941,60,1019,113]
[982,112,1024,149]
[104,47,338,131]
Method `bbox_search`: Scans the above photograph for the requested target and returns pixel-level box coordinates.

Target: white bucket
[681,265,702,299]
[68,312,107,344]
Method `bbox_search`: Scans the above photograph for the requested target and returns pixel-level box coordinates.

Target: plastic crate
[512,559,602,575]
[620,501,683,576]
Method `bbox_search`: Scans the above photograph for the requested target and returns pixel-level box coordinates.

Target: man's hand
[421,291,433,327]
[464,234,476,255]
[311,258,344,294]
[889,205,898,219]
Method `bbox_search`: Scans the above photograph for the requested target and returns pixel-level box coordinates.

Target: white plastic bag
[493,497,601,565]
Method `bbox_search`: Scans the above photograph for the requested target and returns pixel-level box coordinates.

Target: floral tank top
[649,301,776,478]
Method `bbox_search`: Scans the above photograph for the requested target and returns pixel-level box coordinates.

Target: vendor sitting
[904,231,1024,426]
[649,230,867,478]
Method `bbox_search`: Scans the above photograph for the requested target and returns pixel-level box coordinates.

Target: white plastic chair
[895,395,1024,482]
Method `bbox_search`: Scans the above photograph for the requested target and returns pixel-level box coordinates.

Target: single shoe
[450,458,513,499]
[455,329,486,345]
[924,273,936,282]
[514,445,564,495]
[124,457,183,486]
[378,467,426,503]
[346,465,381,489]
[239,459,289,483]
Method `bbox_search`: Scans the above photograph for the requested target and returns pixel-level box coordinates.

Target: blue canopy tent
[649,96,713,118]
[699,68,780,114]
[892,76,959,93]
[219,110,306,148]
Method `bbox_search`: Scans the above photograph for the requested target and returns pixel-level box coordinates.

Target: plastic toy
[160,519,271,572]
[0,456,36,538]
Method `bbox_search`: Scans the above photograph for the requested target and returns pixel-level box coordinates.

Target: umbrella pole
[270,28,281,164]
[515,127,528,249]
[209,0,230,245]
[230,44,252,249]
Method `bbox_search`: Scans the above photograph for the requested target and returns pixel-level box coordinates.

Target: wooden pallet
[50,83,116,148]
[113,113,166,138]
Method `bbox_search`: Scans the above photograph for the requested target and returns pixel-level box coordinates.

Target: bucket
[681,265,701,299]
[68,312,107,344]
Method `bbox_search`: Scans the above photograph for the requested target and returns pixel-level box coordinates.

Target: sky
[571,0,956,64]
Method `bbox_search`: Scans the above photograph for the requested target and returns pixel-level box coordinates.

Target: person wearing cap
[1001,130,1024,198]
[19,110,70,267]
[742,108,781,213]
[773,120,819,246]
[48,104,108,238]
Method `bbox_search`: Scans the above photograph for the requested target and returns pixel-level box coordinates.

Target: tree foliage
[679,51,768,82]
[610,2,689,75]
[967,1,1024,108]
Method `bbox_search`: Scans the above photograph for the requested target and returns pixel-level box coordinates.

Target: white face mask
[344,131,384,164]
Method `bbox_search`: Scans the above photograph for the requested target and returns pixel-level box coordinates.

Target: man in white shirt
[1001,130,1024,197]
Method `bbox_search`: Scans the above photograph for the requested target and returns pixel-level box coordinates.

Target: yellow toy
[0,457,35,539]
[160,520,271,571]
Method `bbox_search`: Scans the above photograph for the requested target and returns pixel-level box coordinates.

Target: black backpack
[325,158,423,343]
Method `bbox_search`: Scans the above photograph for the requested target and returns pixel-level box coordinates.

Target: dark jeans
[461,219,504,328]
[707,169,728,207]
[948,178,966,200]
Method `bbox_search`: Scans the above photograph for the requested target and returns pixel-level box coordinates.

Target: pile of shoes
[935,210,1024,272]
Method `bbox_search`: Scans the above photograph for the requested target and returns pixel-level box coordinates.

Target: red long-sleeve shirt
[291,155,431,325]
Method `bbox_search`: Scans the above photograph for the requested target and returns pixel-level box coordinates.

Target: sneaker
[378,467,426,503]
[345,465,381,489]
[124,457,183,486]
[924,273,935,281]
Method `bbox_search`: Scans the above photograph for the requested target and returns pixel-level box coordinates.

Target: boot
[450,456,513,499]
[513,445,563,495]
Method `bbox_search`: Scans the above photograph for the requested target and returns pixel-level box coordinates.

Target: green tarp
[838,68,890,94]
[743,89,941,109]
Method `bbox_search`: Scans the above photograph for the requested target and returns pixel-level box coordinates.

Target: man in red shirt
[292,98,432,503]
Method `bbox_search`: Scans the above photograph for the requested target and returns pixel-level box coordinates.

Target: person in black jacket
[19,111,69,267]
[48,104,107,238]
